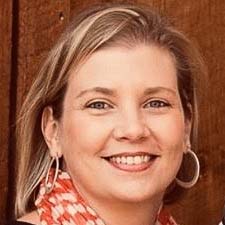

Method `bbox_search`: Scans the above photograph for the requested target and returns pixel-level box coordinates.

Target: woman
[13,3,203,225]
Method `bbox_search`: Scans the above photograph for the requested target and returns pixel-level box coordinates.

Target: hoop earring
[44,155,59,193]
[176,148,200,189]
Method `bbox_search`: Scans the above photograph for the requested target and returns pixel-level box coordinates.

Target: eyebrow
[75,86,177,99]
[143,87,177,96]
[75,87,117,99]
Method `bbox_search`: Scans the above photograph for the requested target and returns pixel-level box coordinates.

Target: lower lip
[107,158,157,172]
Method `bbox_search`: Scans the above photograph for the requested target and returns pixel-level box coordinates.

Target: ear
[41,106,62,157]
[184,118,192,150]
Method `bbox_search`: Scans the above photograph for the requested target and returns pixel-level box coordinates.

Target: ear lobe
[183,118,192,152]
[183,103,193,149]
[41,106,62,157]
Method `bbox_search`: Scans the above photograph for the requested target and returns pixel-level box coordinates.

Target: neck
[84,194,163,225]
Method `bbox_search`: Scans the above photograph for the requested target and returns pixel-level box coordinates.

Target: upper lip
[102,151,161,158]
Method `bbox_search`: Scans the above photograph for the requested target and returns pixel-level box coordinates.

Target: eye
[144,100,171,108]
[86,101,113,110]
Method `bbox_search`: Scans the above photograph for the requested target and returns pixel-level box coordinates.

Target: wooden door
[0,1,224,225]
[0,0,12,224]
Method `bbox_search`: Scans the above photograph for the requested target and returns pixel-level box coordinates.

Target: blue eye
[87,101,112,110]
[144,100,170,108]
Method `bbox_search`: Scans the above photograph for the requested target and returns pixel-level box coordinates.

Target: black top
[8,222,35,225]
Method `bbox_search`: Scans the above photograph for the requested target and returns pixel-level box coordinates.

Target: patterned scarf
[35,170,178,225]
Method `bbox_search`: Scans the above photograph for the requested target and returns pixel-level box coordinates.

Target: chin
[110,184,164,204]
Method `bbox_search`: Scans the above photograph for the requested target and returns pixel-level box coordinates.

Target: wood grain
[0,0,12,224]
[7,0,70,220]
[162,1,225,224]
[16,0,70,111]
[1,0,224,224]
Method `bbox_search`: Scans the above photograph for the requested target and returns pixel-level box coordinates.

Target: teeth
[127,156,133,165]
[134,156,142,164]
[121,156,126,164]
[116,157,121,164]
[144,155,149,163]
[109,155,152,165]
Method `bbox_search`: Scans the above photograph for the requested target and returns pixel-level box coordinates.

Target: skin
[22,44,191,225]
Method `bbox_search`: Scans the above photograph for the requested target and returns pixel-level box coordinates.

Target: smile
[110,155,151,165]
[103,153,159,172]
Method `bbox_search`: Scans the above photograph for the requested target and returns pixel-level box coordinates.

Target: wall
[0,1,224,224]
[0,0,12,224]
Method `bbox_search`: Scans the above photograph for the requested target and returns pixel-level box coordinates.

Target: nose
[113,109,150,142]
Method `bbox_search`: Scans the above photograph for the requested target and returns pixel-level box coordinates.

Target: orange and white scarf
[35,170,178,225]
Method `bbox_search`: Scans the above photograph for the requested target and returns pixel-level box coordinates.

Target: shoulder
[12,211,40,225]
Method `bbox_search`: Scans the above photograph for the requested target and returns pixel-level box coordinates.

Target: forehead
[68,44,178,93]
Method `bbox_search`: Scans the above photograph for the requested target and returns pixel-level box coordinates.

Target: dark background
[0,0,225,224]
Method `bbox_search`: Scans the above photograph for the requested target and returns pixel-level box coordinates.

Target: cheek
[149,113,186,175]
[60,113,114,156]
[147,113,186,151]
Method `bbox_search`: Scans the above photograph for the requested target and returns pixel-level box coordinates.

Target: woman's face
[54,44,190,204]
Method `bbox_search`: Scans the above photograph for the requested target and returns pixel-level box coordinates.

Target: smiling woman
[12,2,204,225]
[51,45,185,208]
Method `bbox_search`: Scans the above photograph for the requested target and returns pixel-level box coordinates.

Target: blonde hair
[15,3,205,217]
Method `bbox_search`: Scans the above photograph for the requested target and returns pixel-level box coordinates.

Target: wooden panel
[9,0,70,219]
[16,0,70,110]
[5,0,223,224]
[162,1,225,225]
[70,1,225,225]
[0,0,12,223]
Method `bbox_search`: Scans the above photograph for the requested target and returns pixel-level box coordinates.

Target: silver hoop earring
[44,155,59,193]
[176,148,200,189]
